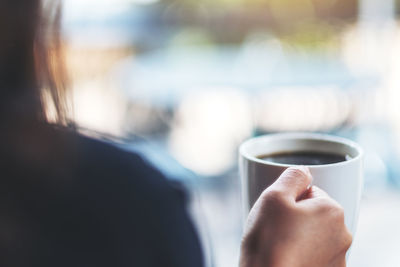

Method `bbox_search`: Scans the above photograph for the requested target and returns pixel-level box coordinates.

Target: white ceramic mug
[239,132,363,237]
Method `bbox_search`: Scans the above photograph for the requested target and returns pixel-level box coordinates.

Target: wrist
[240,241,299,267]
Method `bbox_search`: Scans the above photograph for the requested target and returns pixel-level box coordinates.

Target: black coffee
[257,151,350,165]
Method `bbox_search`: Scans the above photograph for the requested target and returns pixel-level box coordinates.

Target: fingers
[268,166,313,201]
[298,186,344,218]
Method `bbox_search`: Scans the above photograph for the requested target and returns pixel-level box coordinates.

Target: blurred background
[62,0,400,266]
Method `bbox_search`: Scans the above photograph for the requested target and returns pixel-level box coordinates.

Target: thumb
[269,166,313,201]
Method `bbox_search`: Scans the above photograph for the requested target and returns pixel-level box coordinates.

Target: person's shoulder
[49,124,185,201]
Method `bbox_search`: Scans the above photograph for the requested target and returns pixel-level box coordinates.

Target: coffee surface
[257,151,349,165]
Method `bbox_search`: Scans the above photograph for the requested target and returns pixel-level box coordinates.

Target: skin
[240,166,353,267]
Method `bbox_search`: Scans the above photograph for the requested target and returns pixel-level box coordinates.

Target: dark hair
[0,0,70,125]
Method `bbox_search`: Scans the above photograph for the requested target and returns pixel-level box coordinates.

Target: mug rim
[240,132,364,168]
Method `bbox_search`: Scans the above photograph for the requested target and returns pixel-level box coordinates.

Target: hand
[239,167,352,267]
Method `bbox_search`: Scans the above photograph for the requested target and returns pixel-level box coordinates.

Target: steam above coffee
[257,151,351,165]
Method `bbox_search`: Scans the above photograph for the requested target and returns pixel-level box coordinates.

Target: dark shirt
[0,121,203,267]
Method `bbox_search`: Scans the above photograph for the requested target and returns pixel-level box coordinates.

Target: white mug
[239,132,363,238]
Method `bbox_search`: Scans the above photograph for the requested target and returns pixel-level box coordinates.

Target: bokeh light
[169,88,252,176]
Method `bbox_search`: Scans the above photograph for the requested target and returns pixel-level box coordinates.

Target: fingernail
[292,166,313,182]
[301,166,311,176]
[291,166,309,175]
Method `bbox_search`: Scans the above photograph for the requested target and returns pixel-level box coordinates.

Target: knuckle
[338,230,353,254]
[344,231,353,248]
[315,198,334,212]
[331,205,345,223]
[335,207,344,226]
[261,189,289,207]
[317,199,344,219]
